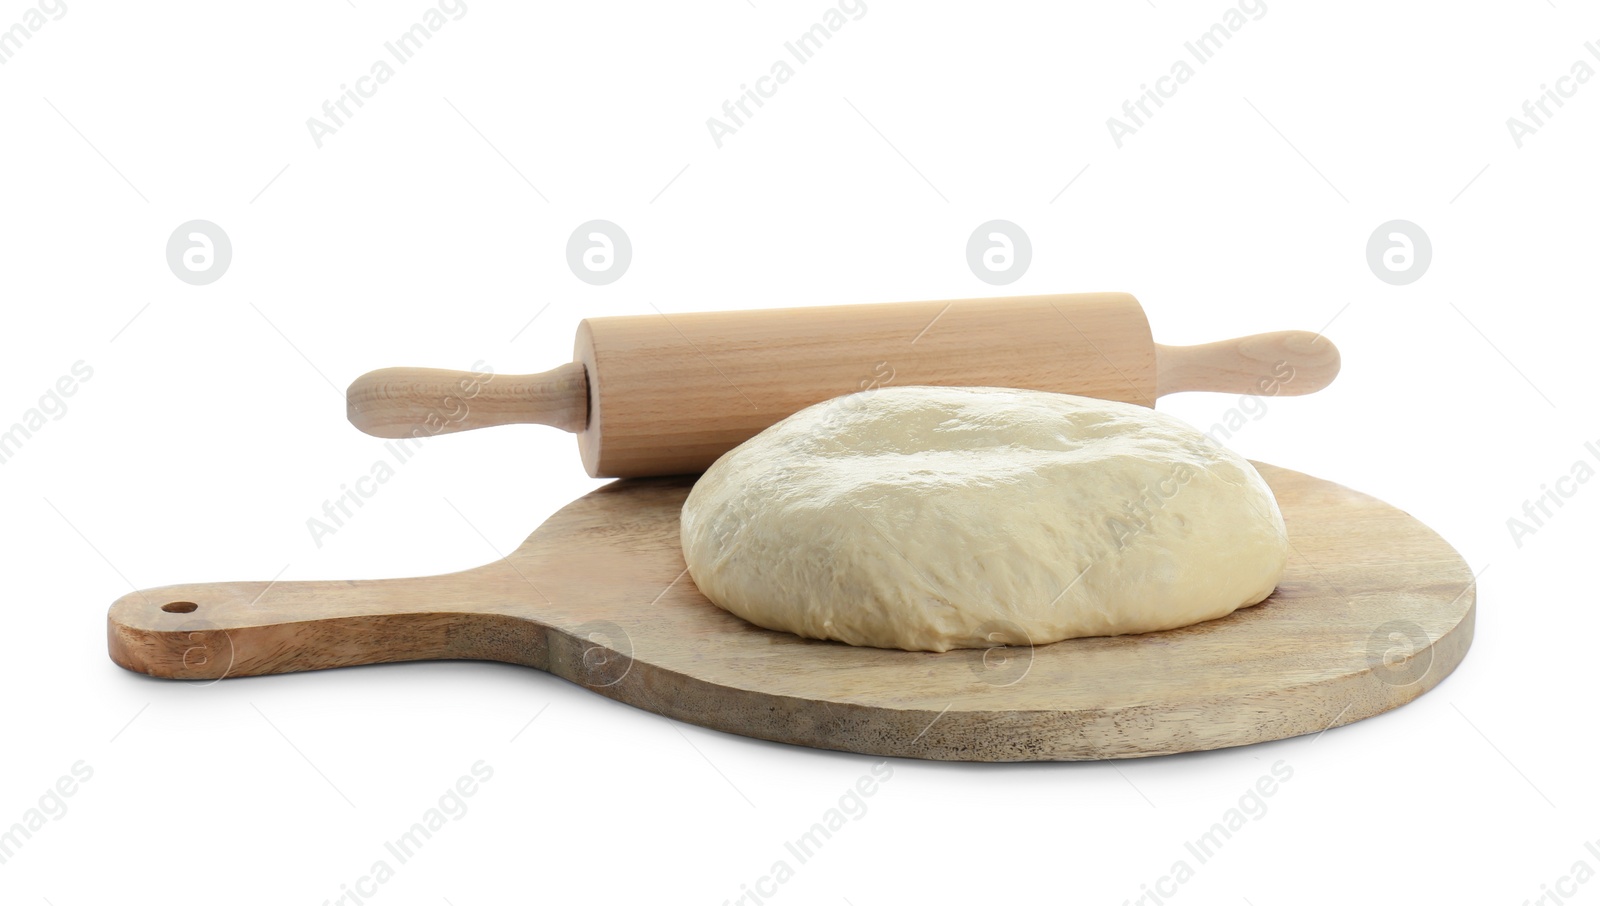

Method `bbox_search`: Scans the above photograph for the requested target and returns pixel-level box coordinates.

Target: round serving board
[108,463,1475,761]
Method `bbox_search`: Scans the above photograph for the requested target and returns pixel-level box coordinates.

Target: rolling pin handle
[346,362,589,439]
[1154,330,1340,398]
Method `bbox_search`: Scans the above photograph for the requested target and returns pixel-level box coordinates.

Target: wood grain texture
[107,463,1473,761]
[343,293,1344,478]
[347,362,587,437]
[1156,331,1340,399]
[571,293,1156,476]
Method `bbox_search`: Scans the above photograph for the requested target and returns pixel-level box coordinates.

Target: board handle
[105,568,543,679]
[347,363,587,439]
[1155,331,1339,398]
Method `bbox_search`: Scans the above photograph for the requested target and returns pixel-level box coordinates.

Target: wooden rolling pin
[347,292,1339,477]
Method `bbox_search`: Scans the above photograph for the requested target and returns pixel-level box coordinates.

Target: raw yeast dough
[679,386,1288,652]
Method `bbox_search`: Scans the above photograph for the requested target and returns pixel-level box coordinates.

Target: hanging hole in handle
[162,601,198,613]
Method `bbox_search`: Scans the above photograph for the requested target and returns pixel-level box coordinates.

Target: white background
[2,1,1595,903]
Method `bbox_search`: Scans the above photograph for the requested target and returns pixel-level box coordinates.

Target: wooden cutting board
[108,463,1475,761]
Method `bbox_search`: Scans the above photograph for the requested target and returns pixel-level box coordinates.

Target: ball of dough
[680,386,1288,652]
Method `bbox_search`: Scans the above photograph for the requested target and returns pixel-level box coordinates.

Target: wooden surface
[347,362,586,438]
[107,463,1472,761]
[1155,331,1339,399]
[572,293,1157,477]
[344,293,1339,477]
